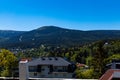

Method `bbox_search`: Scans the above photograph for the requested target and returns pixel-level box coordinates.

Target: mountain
[0,30,26,43]
[1,26,120,48]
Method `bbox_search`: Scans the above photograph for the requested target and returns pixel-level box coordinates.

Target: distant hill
[1,26,120,48]
[0,30,26,43]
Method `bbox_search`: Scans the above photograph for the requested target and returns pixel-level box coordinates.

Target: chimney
[19,59,29,80]
[111,59,116,69]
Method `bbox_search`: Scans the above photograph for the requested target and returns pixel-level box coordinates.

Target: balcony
[53,69,68,72]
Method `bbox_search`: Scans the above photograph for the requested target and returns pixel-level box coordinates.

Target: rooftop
[99,69,120,80]
[28,57,71,66]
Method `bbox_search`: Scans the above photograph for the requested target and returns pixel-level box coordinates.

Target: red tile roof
[99,69,120,80]
[76,63,85,67]
[21,58,32,61]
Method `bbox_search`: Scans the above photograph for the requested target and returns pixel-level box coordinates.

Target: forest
[1,39,120,79]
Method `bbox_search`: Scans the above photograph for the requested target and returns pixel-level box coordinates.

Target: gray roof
[28,57,71,66]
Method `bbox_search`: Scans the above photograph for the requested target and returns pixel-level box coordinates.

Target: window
[29,66,37,72]
[54,66,57,69]
[48,72,51,74]
[63,74,66,77]
[41,75,45,77]
[42,68,45,71]
[48,65,50,68]
[63,66,67,71]
[116,64,120,69]
[34,72,37,76]
[37,65,41,72]
[55,73,58,76]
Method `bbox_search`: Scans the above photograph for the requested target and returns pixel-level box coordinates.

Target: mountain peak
[37,26,63,30]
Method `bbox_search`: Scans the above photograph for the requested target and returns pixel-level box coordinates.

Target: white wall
[19,61,29,80]
[113,72,120,78]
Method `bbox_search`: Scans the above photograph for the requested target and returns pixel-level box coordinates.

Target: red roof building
[99,69,120,80]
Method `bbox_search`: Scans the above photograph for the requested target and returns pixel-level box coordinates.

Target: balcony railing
[53,70,67,72]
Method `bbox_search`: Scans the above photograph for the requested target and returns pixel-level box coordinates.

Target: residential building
[19,57,76,80]
[99,69,120,80]
[99,59,120,80]
[106,59,120,69]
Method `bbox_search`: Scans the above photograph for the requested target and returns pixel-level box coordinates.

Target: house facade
[19,57,75,80]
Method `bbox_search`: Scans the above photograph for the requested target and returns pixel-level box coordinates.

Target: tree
[81,69,94,79]
[105,54,120,64]
[91,41,108,78]
[0,49,17,77]
[86,56,93,67]
[75,68,94,79]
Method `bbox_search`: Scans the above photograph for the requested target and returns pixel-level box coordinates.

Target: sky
[0,0,120,31]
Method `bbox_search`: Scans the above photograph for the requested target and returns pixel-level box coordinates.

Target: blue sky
[0,0,120,31]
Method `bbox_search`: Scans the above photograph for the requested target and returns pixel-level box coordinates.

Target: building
[106,59,120,69]
[99,59,120,80]
[99,69,120,80]
[19,57,76,80]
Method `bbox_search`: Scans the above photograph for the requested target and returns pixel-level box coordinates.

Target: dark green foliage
[16,45,49,58]
[75,68,94,79]
[0,30,25,43]
[1,26,120,48]
[91,41,108,78]
[0,30,25,38]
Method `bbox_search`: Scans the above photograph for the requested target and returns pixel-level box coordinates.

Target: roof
[76,63,85,67]
[28,57,71,66]
[19,58,32,63]
[99,69,120,80]
[20,59,28,63]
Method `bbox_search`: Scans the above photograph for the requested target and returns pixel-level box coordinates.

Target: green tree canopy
[0,49,17,77]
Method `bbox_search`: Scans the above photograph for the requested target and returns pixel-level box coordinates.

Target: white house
[19,57,76,80]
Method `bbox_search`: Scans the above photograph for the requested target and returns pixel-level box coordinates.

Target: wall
[29,65,73,78]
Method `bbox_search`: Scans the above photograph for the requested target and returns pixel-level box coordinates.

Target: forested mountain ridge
[0,30,26,38]
[1,26,120,48]
[0,30,26,43]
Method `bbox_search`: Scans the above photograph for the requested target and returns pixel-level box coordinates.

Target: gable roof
[28,57,71,66]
